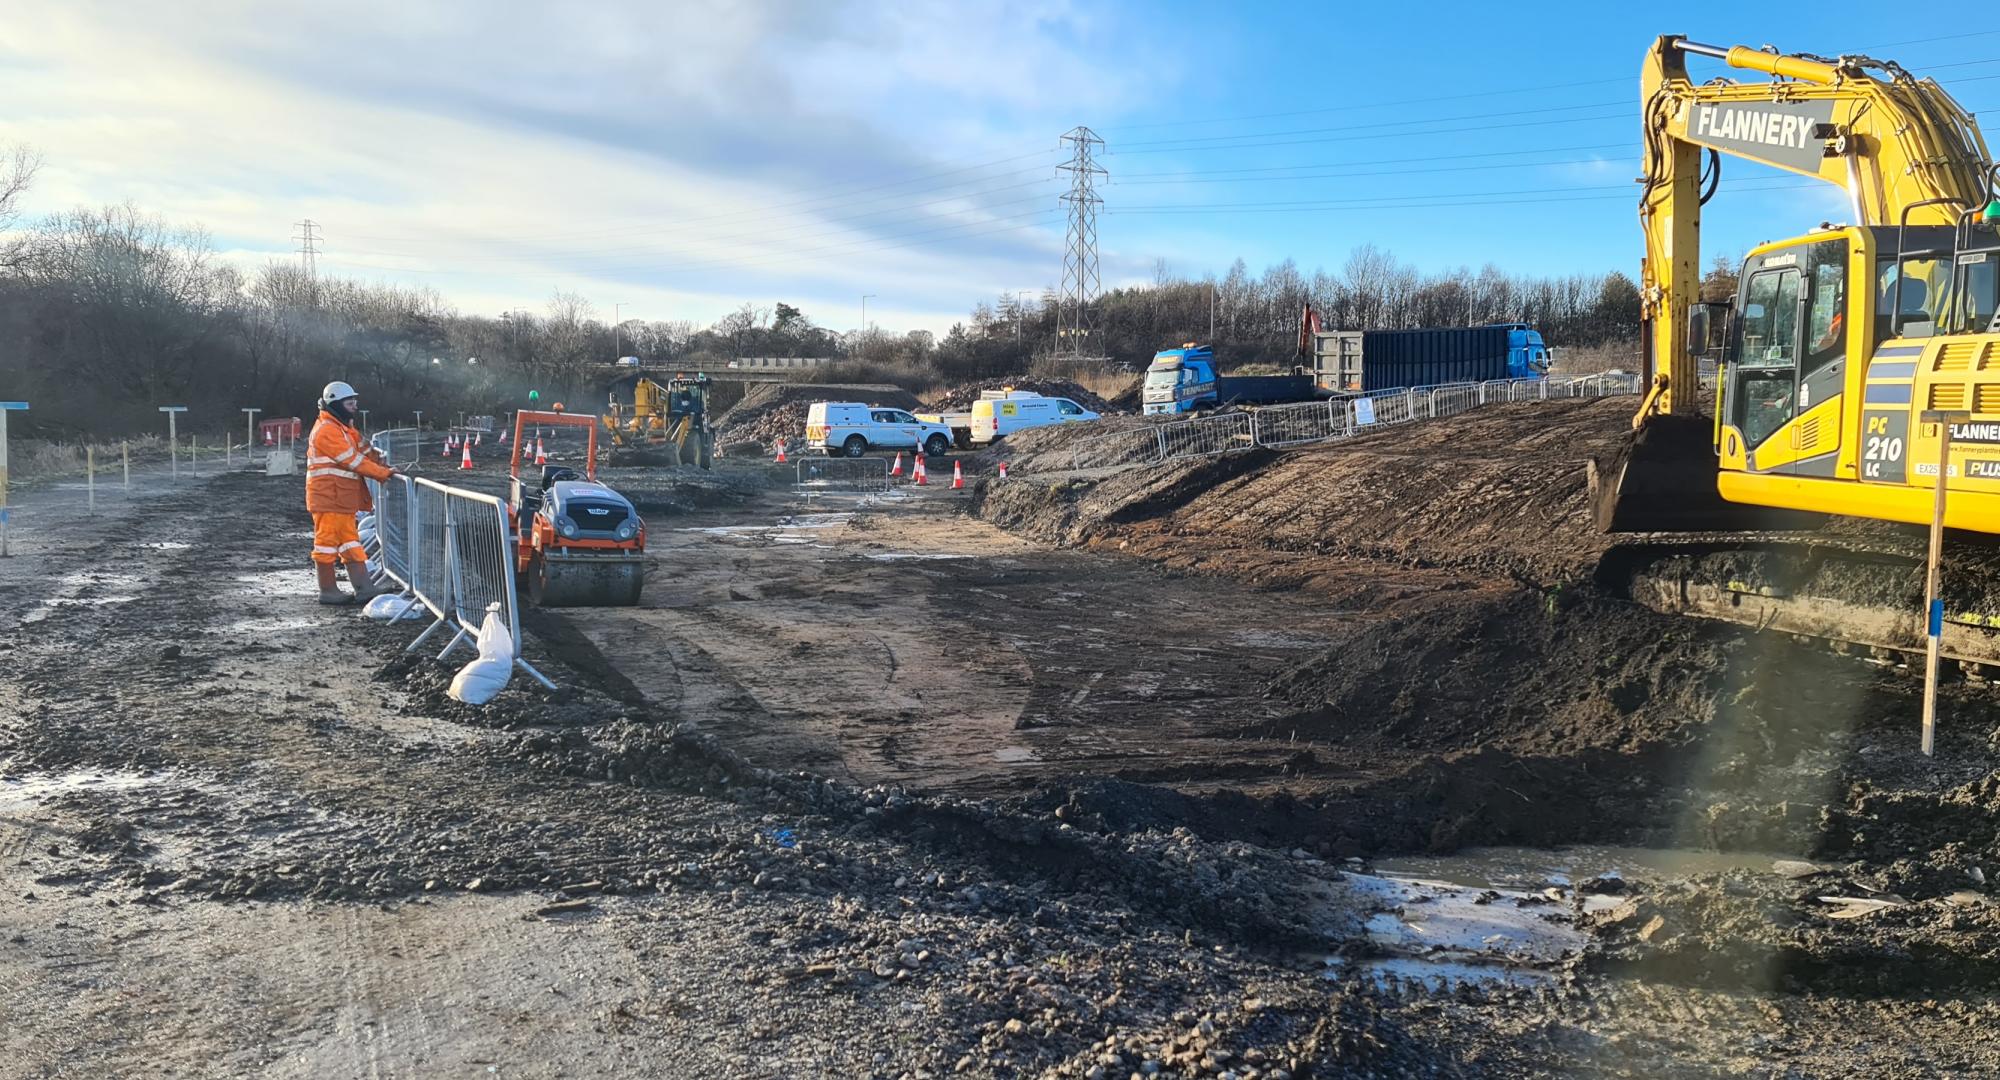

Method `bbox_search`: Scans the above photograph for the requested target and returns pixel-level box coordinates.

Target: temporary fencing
[1055,371,1640,473]
[795,456,889,492]
[364,471,554,690]
[369,427,423,469]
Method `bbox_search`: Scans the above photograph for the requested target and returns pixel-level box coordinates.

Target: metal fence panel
[796,456,889,492]
[369,474,416,586]
[396,478,553,690]
[1256,399,1345,447]
[1158,411,1255,460]
[1027,371,1639,475]
[1065,426,1164,471]
[369,427,422,468]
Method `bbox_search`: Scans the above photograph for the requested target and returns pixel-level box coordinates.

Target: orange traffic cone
[998,461,1009,479]
[774,441,788,464]
[951,460,964,489]
[535,439,548,466]
[889,452,903,478]
[474,432,482,446]
[459,440,474,470]
[441,437,452,458]
[912,454,927,486]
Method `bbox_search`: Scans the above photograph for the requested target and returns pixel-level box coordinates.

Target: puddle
[1315,865,1602,991]
[993,746,1037,763]
[682,513,853,536]
[864,552,966,562]
[234,569,309,596]
[221,614,322,635]
[0,769,159,811]
[139,541,193,551]
[1370,844,1795,894]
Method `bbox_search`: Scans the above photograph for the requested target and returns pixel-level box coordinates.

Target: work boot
[316,562,355,606]
[348,564,392,604]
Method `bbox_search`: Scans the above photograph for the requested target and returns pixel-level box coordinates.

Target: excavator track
[1597,531,2000,677]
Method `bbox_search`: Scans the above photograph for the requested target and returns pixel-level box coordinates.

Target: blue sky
[4,1,1997,335]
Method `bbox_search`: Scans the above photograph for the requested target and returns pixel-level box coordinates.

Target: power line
[344,176,1063,261]
[1106,182,1824,217]
[1113,98,1629,151]
[1106,175,1815,215]
[322,204,1063,280]
[1097,40,2000,138]
[342,148,1061,247]
[1111,143,1630,180]
[1111,109,1632,156]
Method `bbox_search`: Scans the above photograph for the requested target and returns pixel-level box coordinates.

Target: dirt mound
[975,449,1277,547]
[713,382,919,447]
[980,395,1637,586]
[924,379,1118,415]
[965,413,1158,472]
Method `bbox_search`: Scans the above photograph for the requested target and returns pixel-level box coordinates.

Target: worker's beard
[338,400,359,422]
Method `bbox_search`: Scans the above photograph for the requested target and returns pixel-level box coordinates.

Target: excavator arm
[1638,35,1989,419]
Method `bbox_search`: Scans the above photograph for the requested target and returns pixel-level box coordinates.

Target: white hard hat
[319,381,359,409]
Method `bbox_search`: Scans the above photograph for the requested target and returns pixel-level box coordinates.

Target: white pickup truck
[919,390,1100,447]
[806,402,954,457]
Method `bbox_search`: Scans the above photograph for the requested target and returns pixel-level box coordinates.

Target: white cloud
[0,0,1168,333]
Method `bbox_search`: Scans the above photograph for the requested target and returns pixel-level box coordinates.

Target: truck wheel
[924,433,950,458]
[843,435,868,458]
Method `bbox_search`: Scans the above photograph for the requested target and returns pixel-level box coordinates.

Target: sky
[3,1,1998,337]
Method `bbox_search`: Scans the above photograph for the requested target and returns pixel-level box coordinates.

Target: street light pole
[861,295,877,334]
[242,407,261,457]
[614,302,626,360]
[414,410,424,432]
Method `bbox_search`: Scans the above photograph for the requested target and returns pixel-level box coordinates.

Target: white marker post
[87,446,95,515]
[1919,409,1970,757]
[242,408,260,471]
[0,401,27,557]
[160,406,187,481]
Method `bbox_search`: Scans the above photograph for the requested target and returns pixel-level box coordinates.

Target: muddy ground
[3,405,1999,1077]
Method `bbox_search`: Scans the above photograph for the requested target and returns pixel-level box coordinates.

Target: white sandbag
[448,603,515,704]
[361,593,423,622]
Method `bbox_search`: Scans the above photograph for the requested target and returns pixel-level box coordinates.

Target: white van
[960,391,1098,446]
[806,402,954,457]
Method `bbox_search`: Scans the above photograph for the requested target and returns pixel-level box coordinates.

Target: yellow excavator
[1593,36,2000,670]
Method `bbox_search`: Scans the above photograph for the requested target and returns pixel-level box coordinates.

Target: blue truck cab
[1142,346,1218,415]
[1143,345,1318,415]
[1492,322,1554,379]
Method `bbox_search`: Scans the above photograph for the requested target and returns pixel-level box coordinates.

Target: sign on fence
[1354,398,1377,426]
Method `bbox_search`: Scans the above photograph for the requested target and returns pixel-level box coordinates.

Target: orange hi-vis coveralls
[305,409,394,566]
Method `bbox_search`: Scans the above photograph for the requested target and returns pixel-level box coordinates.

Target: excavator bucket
[530,550,647,607]
[1588,415,1823,533]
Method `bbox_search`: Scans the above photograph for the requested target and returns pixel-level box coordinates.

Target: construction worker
[307,381,398,605]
